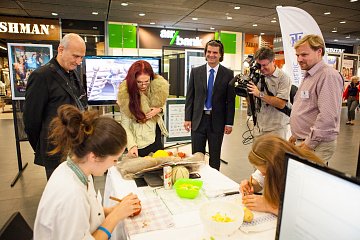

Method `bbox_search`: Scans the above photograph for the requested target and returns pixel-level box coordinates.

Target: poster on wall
[184,49,206,95]
[164,98,191,144]
[8,43,53,100]
[341,54,359,81]
[326,54,340,71]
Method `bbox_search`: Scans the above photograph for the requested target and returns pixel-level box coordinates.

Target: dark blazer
[23,57,86,166]
[185,64,235,133]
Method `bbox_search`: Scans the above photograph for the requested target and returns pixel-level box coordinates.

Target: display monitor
[276,153,360,240]
[83,56,161,105]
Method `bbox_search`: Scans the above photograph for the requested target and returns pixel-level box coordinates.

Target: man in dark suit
[184,40,235,170]
[24,33,87,179]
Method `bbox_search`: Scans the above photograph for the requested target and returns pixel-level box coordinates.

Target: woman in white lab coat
[34,104,140,240]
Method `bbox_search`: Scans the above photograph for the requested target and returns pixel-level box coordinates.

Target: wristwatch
[259,92,265,99]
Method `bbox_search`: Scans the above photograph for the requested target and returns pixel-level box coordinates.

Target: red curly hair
[125,60,155,122]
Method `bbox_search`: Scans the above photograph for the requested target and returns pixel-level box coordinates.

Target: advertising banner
[277,6,324,86]
[8,43,53,100]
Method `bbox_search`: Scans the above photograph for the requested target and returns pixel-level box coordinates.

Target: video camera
[233,55,262,98]
[231,55,263,125]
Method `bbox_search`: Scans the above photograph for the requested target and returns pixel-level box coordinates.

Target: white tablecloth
[103,164,276,240]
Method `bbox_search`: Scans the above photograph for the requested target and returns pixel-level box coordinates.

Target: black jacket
[185,64,235,133]
[23,57,86,167]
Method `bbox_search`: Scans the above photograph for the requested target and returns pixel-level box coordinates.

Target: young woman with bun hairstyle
[34,104,140,240]
[240,134,325,215]
[117,60,169,157]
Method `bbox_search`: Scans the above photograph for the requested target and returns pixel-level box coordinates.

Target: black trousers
[191,113,224,170]
[138,124,164,157]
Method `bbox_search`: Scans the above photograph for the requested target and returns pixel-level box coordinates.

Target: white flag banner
[277,6,325,86]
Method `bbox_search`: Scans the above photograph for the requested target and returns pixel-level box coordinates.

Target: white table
[103,164,276,240]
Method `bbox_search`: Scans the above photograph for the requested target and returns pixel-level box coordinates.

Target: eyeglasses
[258,60,272,68]
[137,80,150,86]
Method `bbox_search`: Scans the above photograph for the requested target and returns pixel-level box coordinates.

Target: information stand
[164,98,191,150]
[10,100,28,187]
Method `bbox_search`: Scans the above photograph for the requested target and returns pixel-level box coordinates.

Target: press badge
[301,90,309,99]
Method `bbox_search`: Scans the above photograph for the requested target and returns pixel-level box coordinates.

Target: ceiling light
[271,20,277,23]
[252,24,258,27]
[277,5,283,7]
[93,26,98,29]
[92,12,98,15]
[84,36,87,42]
[334,39,338,42]
[121,2,129,6]
[227,16,233,20]
[0,46,7,51]
[340,21,346,24]
[192,17,198,20]
[324,12,331,15]
[210,27,215,30]
[139,13,145,16]
[95,36,98,42]
[260,33,265,35]
[150,22,155,25]
[357,38,360,41]
[51,12,58,16]
[332,28,337,33]
[346,35,350,39]
[350,0,358,2]
[234,6,240,10]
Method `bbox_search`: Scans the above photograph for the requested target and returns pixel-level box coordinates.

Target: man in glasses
[184,40,235,171]
[247,47,291,139]
[24,33,87,180]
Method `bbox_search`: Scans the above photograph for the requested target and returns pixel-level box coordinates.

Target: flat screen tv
[83,56,161,105]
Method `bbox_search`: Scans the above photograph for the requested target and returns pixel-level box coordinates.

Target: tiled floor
[0,104,359,231]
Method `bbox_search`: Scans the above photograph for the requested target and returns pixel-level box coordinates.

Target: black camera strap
[259,76,291,117]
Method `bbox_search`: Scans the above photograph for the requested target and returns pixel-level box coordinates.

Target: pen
[109,196,122,202]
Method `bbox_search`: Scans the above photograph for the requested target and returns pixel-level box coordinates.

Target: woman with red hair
[117,60,169,157]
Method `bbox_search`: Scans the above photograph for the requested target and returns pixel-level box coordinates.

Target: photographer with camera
[246,47,291,139]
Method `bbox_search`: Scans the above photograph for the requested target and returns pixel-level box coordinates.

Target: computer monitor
[276,153,360,240]
[83,56,161,105]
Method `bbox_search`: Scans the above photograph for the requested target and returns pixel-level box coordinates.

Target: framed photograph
[7,43,53,100]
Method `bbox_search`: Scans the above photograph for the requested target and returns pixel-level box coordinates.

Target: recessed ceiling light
[350,0,358,2]
[210,27,215,30]
[277,5,282,7]
[192,17,198,20]
[252,24,258,27]
[271,20,277,23]
[324,12,331,15]
[340,21,346,24]
[334,39,338,42]
[121,2,129,6]
[150,22,155,25]
[92,12,98,15]
[332,28,337,33]
[260,33,265,35]
[51,12,58,16]
[346,35,350,39]
[234,6,240,10]
[93,26,98,29]
[139,13,145,16]
[227,16,233,20]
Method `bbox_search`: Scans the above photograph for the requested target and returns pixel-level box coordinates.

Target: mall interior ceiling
[1,0,360,46]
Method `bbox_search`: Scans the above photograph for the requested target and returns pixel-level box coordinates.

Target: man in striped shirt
[289,34,343,164]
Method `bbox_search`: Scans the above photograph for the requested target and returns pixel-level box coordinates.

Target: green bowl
[173,178,203,199]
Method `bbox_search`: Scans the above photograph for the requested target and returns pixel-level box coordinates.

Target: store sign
[159,30,202,47]
[0,16,60,41]
[326,48,345,53]
[139,27,214,49]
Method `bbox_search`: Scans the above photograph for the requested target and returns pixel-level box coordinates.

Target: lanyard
[67,157,89,186]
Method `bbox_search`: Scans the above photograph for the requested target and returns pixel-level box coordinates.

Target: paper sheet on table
[154,188,208,215]
[124,197,175,236]
[240,211,277,233]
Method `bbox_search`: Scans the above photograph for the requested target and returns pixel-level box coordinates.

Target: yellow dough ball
[243,207,254,223]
